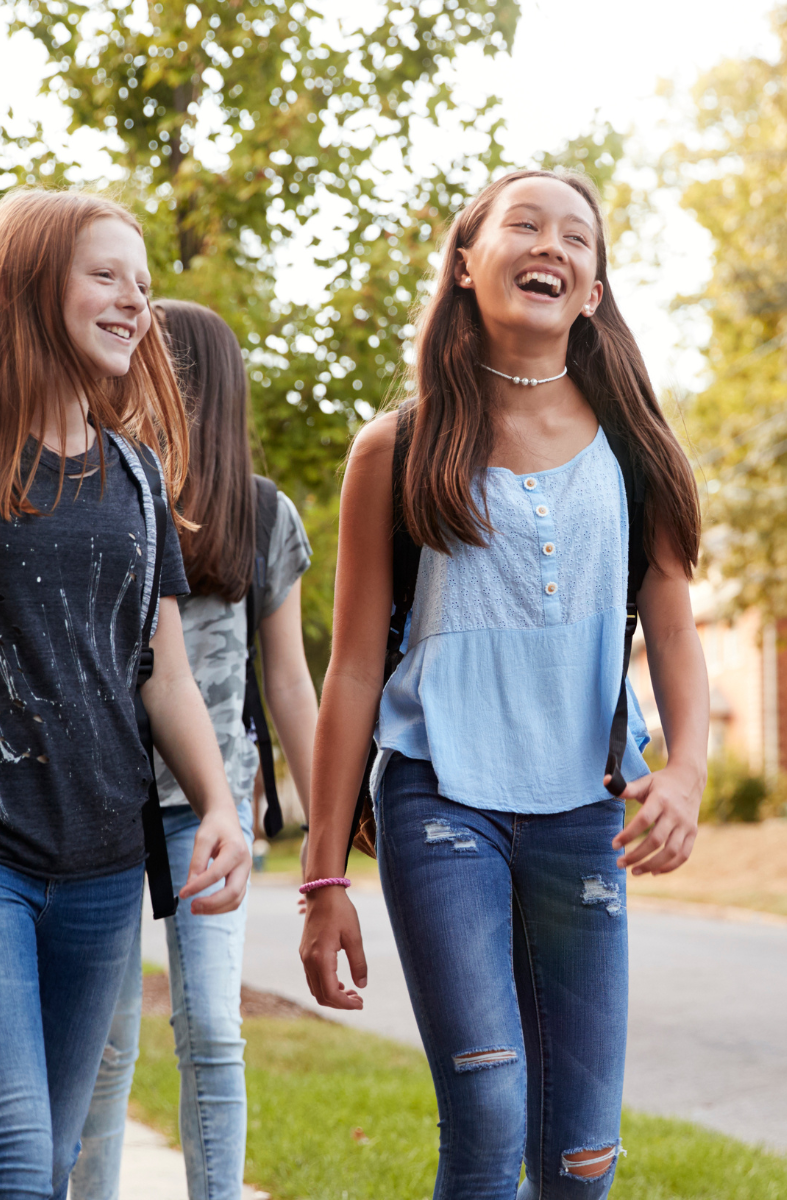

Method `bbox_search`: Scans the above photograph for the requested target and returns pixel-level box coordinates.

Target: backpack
[112,434,180,920]
[241,475,283,839]
[116,450,284,916]
[348,403,649,863]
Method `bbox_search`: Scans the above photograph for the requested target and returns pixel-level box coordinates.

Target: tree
[0,2,632,676]
[664,5,787,618]
[1,0,522,675]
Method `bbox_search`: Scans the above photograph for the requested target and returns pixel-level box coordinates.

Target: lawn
[261,830,379,880]
[131,1013,787,1200]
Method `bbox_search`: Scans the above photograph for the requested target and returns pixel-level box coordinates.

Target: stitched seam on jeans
[508,813,521,871]
[34,878,56,927]
[503,879,527,1178]
[170,904,212,1196]
[513,888,546,1200]
[377,790,455,1200]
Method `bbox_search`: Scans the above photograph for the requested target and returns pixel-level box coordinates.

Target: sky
[0,0,780,394]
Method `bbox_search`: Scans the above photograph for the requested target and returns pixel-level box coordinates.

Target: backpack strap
[113,437,179,920]
[242,476,283,838]
[603,429,649,797]
[349,404,422,864]
[387,402,422,674]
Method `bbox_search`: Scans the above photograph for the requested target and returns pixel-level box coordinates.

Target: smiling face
[63,216,152,381]
[455,175,603,351]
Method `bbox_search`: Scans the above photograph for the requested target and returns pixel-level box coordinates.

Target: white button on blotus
[542,542,555,556]
[545,582,558,596]
[536,504,549,517]
[524,477,538,490]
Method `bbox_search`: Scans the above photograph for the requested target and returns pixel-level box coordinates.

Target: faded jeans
[0,860,144,1200]
[70,798,253,1200]
[377,753,628,1200]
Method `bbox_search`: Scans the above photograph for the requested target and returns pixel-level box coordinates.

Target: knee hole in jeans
[561,1143,621,1180]
[452,1046,518,1073]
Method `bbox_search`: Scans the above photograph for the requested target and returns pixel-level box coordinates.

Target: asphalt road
[142,881,787,1154]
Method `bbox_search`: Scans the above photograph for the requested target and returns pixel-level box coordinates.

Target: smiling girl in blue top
[300,170,709,1199]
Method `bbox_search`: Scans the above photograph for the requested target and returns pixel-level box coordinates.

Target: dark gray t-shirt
[0,434,188,878]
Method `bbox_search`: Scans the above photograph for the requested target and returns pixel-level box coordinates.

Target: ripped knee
[452,1046,518,1072]
[561,1143,621,1180]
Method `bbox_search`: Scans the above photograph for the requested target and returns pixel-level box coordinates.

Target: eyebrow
[504,201,594,233]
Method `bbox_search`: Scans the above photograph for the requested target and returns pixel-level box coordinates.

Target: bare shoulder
[348,409,398,467]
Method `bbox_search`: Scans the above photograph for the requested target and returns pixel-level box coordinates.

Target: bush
[702,756,767,823]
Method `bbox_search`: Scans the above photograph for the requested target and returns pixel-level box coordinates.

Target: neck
[483,321,569,378]
[30,391,96,458]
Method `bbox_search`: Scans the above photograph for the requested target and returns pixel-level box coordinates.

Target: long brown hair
[154,300,254,603]
[0,187,189,518]
[402,169,700,574]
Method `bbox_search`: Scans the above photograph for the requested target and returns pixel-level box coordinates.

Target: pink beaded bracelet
[299,876,351,895]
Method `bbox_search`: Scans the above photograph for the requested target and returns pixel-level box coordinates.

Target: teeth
[517,271,562,295]
[102,324,132,340]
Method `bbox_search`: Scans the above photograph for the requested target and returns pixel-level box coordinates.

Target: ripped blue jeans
[377,753,628,1200]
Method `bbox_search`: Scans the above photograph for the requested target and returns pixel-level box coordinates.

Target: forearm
[647,625,709,782]
[263,669,318,818]
[141,670,235,818]
[306,664,382,879]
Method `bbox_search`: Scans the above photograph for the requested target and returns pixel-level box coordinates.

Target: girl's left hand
[608,765,704,876]
[180,805,251,914]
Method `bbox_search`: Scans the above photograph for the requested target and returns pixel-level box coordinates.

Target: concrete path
[113,1120,261,1200]
[141,880,787,1154]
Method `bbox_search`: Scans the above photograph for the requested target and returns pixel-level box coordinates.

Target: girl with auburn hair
[0,190,250,1198]
[73,299,317,1200]
[301,170,709,1199]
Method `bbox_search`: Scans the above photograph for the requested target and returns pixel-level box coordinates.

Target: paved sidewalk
[116,1119,261,1200]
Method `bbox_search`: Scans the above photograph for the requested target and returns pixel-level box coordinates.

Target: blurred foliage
[0,0,632,682]
[1,0,521,682]
[665,6,787,619]
[701,755,767,823]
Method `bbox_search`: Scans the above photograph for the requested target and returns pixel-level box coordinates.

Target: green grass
[131,1013,787,1200]
[262,832,379,878]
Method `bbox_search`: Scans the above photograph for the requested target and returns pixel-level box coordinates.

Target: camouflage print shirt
[154,491,311,808]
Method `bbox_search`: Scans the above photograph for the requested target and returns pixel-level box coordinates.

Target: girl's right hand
[300,887,368,1009]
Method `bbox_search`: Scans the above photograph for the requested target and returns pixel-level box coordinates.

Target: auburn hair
[154,299,254,603]
[401,169,700,575]
[0,187,188,519]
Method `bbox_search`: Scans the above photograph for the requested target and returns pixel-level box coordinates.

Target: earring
[465,276,473,285]
[584,305,593,315]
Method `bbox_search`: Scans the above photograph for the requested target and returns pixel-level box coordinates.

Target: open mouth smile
[515,271,565,298]
[99,323,133,342]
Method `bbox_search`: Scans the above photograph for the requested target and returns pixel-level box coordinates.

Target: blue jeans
[71,798,253,1200]
[377,754,628,1200]
[0,860,144,1199]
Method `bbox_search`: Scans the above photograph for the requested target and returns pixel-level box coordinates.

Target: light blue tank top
[372,425,650,814]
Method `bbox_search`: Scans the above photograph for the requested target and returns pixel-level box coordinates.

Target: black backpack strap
[349,404,422,863]
[242,476,283,838]
[119,442,179,920]
[603,429,649,798]
[387,403,422,675]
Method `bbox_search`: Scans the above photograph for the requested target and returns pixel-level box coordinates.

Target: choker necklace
[480,363,567,387]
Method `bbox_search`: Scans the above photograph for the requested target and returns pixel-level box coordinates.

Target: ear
[582,280,603,318]
[454,248,474,290]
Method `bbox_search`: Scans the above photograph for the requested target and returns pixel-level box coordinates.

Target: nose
[118,278,147,315]
[529,225,567,263]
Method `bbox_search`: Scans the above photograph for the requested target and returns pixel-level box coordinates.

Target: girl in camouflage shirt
[74,300,317,1200]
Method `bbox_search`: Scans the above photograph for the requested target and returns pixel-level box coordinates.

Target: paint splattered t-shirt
[0,434,188,879]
